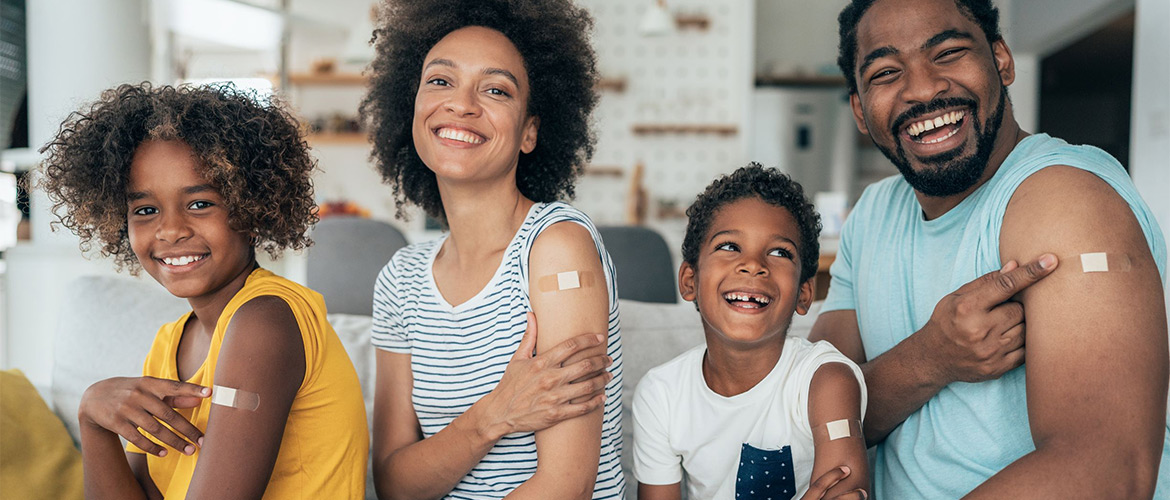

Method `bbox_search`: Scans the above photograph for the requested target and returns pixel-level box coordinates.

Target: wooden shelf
[307,132,367,144]
[631,124,738,136]
[583,165,624,177]
[287,72,367,85]
[674,13,711,30]
[755,74,847,88]
[597,77,627,92]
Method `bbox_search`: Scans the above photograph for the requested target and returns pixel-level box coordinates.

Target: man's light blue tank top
[822,134,1169,499]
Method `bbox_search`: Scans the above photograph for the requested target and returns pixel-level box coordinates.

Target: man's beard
[874,86,1007,197]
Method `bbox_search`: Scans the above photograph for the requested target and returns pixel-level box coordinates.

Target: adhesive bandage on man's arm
[1079,252,1132,273]
[211,385,260,411]
[536,270,597,293]
[812,419,863,442]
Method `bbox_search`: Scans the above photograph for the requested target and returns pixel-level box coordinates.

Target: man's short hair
[836,0,1003,94]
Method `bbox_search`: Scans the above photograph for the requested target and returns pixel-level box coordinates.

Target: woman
[361,1,625,498]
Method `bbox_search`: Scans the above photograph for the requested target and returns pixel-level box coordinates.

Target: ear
[520,115,540,154]
[679,261,697,303]
[794,277,815,316]
[991,38,1015,86]
[849,93,870,135]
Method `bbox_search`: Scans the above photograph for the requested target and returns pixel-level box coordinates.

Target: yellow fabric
[0,369,84,500]
[126,269,368,499]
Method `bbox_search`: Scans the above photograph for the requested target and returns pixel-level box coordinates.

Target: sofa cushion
[52,276,189,444]
[1,369,84,500]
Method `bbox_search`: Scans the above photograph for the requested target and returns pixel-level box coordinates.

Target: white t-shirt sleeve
[370,259,410,353]
[632,372,683,485]
[791,341,868,439]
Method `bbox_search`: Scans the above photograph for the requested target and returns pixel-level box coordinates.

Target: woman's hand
[477,312,612,439]
[78,376,210,457]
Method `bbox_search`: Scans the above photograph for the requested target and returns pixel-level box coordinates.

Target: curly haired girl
[38,83,368,500]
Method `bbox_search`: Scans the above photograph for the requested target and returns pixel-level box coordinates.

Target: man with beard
[809,0,1169,498]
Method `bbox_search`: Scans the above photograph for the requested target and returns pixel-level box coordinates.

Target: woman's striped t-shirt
[371,202,626,499]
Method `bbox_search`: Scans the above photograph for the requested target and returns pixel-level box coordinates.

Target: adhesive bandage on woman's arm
[812,419,863,442]
[536,270,596,293]
[1079,252,1132,273]
[211,385,260,411]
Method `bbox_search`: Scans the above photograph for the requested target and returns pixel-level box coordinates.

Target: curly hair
[837,0,1002,94]
[360,0,598,222]
[37,82,318,272]
[682,163,822,284]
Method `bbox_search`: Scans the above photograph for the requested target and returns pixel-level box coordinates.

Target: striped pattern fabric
[372,202,626,499]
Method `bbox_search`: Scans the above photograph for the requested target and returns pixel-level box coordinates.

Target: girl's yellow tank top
[127,268,368,499]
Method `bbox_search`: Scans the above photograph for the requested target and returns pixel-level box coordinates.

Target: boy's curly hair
[682,163,823,284]
[37,82,317,272]
[360,0,598,222]
[837,0,1002,94]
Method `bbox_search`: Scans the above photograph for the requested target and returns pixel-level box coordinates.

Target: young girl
[38,83,368,499]
[362,0,625,498]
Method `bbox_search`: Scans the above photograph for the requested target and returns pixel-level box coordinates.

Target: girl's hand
[78,376,210,457]
[801,466,868,500]
[478,312,612,438]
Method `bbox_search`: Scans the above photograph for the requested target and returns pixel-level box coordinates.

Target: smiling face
[411,26,539,187]
[679,197,814,348]
[848,0,1015,197]
[126,140,255,305]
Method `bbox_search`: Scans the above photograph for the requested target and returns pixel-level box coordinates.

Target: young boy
[633,164,869,500]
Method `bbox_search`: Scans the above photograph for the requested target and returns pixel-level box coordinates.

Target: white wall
[754,0,849,77]
[1129,0,1170,327]
[7,0,152,388]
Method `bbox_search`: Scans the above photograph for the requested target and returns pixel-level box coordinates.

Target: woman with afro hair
[38,83,368,499]
[363,0,626,498]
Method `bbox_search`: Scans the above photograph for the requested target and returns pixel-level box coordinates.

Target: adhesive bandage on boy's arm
[1078,252,1132,273]
[536,270,597,293]
[812,419,863,442]
[211,385,260,411]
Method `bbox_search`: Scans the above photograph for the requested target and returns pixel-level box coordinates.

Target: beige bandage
[813,419,863,441]
[211,385,260,411]
[536,270,596,293]
[1079,252,1132,273]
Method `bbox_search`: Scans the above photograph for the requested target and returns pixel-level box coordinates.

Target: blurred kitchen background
[1,0,1167,388]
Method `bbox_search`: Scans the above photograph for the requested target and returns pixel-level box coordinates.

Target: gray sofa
[48,274,821,498]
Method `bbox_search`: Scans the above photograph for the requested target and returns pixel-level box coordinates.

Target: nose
[155,210,192,243]
[736,254,769,277]
[901,62,949,104]
[444,85,481,117]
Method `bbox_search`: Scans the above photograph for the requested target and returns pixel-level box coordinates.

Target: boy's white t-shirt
[632,336,867,500]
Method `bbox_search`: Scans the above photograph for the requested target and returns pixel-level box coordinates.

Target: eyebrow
[708,229,799,247]
[423,58,520,88]
[857,29,975,78]
[126,184,215,202]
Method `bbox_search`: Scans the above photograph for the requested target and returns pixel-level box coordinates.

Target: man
[809,0,1169,498]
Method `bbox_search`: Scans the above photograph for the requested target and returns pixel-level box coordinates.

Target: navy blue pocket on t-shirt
[735,443,797,500]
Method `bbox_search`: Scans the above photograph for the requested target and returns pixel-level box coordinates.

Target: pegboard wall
[573,0,757,227]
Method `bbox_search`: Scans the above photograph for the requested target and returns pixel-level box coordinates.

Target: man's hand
[920,254,1057,385]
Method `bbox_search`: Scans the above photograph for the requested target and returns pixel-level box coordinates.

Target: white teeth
[908,110,966,137]
[723,292,771,304]
[162,255,204,266]
[437,128,484,144]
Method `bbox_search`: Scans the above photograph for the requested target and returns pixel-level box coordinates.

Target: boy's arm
[807,362,868,498]
[965,166,1167,498]
[183,296,305,499]
[506,221,611,500]
[632,360,683,500]
[638,483,683,500]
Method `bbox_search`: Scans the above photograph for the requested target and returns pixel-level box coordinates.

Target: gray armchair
[306,216,408,315]
[597,226,677,304]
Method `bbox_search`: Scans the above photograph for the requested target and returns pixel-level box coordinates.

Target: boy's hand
[78,376,209,457]
[477,312,612,439]
[802,466,868,500]
[919,254,1058,385]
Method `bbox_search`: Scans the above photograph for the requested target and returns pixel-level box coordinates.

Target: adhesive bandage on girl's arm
[1079,252,1132,273]
[812,419,863,441]
[211,385,260,411]
[536,270,596,293]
